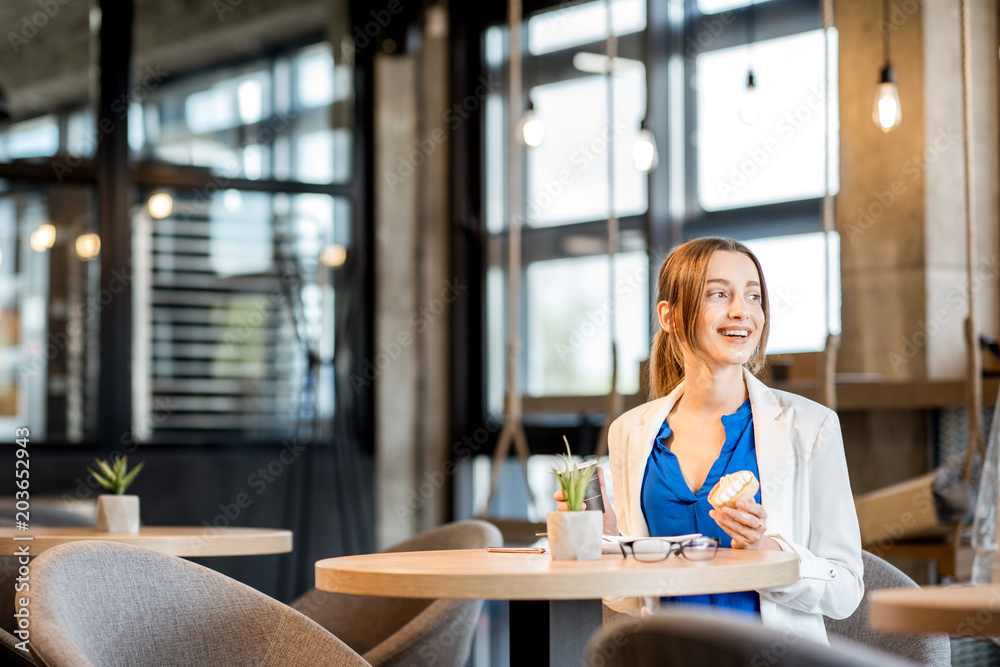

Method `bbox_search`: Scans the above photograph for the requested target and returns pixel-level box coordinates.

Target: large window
[128,41,356,444]
[482,0,840,420]
[134,43,353,185]
[484,0,651,416]
[0,2,363,446]
[0,0,98,443]
[0,184,99,441]
[132,189,350,442]
[685,0,841,354]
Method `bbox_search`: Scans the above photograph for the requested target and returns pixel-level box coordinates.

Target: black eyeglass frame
[618,536,721,562]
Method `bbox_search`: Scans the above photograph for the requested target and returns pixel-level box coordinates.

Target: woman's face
[681,250,765,371]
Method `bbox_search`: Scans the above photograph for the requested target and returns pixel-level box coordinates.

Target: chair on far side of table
[585,608,919,667]
[293,519,503,667]
[28,540,370,667]
[825,550,951,666]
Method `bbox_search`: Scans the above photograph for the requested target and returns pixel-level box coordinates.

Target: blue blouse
[639,398,761,617]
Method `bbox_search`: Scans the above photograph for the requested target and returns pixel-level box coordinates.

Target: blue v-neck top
[639,398,761,617]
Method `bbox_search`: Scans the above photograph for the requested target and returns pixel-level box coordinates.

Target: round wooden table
[316,547,799,666]
[869,584,1000,636]
[0,526,293,557]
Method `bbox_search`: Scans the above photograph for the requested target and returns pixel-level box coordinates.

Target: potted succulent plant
[88,455,144,534]
[548,437,602,561]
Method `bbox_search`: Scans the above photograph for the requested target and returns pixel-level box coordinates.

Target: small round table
[0,526,293,557]
[869,584,1000,636]
[316,547,798,667]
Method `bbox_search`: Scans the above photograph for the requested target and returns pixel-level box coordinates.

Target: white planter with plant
[88,456,144,534]
[548,437,602,561]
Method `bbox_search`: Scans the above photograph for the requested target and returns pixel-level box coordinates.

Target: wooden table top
[869,584,1000,635]
[315,548,799,600]
[0,526,293,557]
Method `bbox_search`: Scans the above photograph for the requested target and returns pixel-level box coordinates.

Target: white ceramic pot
[96,495,140,533]
[547,510,602,561]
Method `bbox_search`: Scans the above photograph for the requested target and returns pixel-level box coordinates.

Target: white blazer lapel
[745,370,794,538]
[625,384,683,537]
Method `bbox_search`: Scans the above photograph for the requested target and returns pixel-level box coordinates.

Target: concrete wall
[837,0,999,382]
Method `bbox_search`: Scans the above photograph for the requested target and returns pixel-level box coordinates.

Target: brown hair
[647,237,770,399]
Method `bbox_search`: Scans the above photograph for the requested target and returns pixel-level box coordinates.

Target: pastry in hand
[708,470,759,510]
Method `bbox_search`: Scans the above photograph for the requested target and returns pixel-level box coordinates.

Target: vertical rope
[597,0,622,458]
[483,0,537,518]
[818,0,839,411]
[959,0,984,485]
[506,0,523,435]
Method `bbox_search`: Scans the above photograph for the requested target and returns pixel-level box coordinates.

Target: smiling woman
[571,236,864,647]
[649,238,770,400]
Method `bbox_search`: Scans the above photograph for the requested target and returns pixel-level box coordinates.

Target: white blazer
[606,369,864,644]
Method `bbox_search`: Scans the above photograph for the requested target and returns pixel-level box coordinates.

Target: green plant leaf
[96,459,116,481]
[119,461,145,494]
[552,435,596,512]
[87,455,144,495]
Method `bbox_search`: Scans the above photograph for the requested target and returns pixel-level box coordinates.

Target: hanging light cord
[881,0,888,64]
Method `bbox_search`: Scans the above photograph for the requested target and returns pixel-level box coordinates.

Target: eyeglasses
[618,536,720,563]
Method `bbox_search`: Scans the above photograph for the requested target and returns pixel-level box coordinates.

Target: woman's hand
[553,467,619,536]
[709,500,780,550]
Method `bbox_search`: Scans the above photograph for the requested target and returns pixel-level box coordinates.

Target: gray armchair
[28,540,369,667]
[825,550,951,666]
[585,608,917,667]
[292,519,502,667]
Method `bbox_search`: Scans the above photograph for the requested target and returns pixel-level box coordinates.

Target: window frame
[463,0,833,454]
[0,5,373,450]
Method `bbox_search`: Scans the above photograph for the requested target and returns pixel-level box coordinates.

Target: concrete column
[415,4,452,532]
[374,51,421,548]
[836,0,999,381]
[373,6,453,546]
[836,0,927,380]
[923,0,999,380]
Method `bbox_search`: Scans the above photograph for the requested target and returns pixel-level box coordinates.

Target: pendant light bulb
[633,124,658,172]
[873,63,902,132]
[519,102,544,148]
[739,70,761,126]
